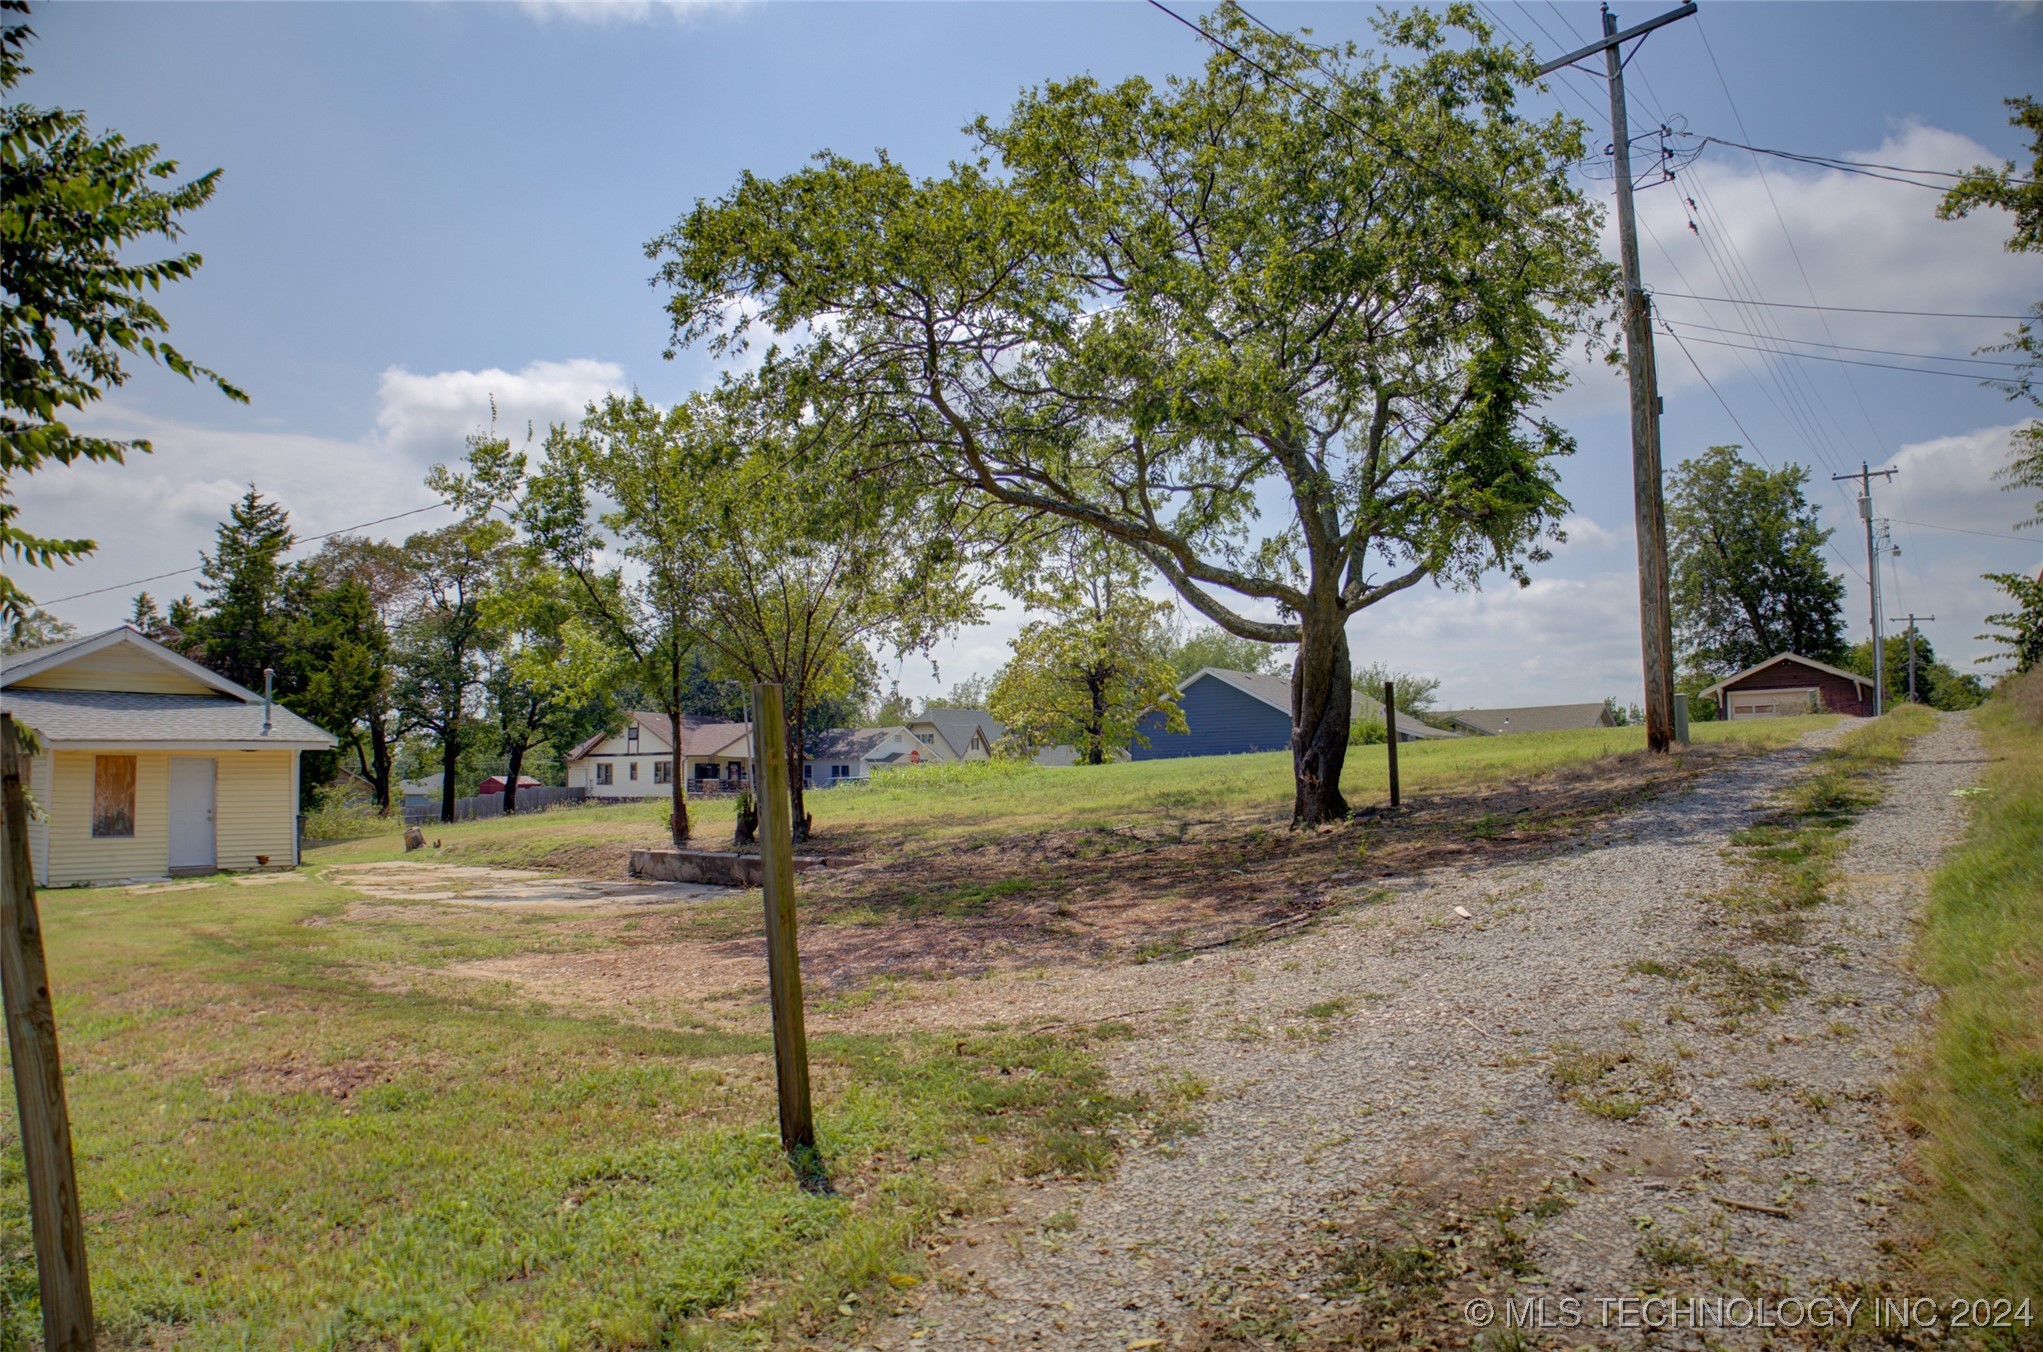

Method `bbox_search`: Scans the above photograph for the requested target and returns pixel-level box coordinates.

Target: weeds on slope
[1902,670,2043,1333]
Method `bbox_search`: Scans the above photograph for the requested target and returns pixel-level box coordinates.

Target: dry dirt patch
[324,861,729,909]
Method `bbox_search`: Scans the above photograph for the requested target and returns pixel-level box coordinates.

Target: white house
[803,725,930,787]
[564,713,754,799]
[0,626,337,886]
[902,708,1003,763]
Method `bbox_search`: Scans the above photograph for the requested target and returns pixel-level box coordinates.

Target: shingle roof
[1698,653,1872,699]
[565,712,752,761]
[807,726,894,761]
[1188,667,1294,716]
[913,708,1004,757]
[0,687,337,747]
[1435,703,1613,735]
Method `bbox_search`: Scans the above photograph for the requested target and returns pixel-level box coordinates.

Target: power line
[1653,292,2032,322]
[1679,133,2040,191]
[1661,320,2031,369]
[1890,518,2041,545]
[1666,332,2024,381]
[36,501,452,607]
[1660,325,1871,585]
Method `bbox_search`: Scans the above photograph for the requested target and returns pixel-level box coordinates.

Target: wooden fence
[402,785,587,827]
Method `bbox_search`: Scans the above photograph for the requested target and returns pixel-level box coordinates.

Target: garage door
[1728,687,1818,719]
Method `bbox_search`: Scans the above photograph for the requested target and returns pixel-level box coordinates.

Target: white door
[167,757,217,871]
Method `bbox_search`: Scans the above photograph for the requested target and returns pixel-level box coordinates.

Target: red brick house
[1699,654,1874,720]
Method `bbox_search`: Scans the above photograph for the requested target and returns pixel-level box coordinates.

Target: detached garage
[1700,653,1874,720]
[1,626,337,886]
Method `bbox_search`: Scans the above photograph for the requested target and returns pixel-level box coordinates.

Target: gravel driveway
[864,713,1987,1349]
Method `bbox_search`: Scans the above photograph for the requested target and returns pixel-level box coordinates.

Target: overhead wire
[37,501,453,608]
[1659,320,2029,368]
[1652,293,2032,321]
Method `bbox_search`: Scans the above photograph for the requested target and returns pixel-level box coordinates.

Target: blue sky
[14,0,2043,706]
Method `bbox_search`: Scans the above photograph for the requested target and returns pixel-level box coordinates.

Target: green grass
[1903,671,2043,1327]
[0,877,1140,1348]
[311,715,1838,875]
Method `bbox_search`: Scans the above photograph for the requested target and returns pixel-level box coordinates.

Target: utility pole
[1832,462,1897,714]
[1536,2,1696,754]
[1897,614,1934,704]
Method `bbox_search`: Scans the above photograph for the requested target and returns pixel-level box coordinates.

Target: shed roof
[1434,703,1612,736]
[1,626,336,748]
[1699,654,1871,699]
[0,688,336,748]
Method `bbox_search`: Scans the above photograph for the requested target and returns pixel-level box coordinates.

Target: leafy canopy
[649,4,1608,646]
[1,2,244,623]
[1667,445,1847,673]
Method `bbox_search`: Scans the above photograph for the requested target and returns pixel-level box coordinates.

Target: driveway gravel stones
[861,714,1987,1349]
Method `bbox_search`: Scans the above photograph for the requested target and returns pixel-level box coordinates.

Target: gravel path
[862,714,1988,1349]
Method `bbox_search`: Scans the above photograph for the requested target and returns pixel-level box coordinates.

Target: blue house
[1132,667,1459,760]
[1131,667,1295,760]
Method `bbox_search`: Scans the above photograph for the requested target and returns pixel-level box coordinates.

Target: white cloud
[16,357,630,629]
[374,358,625,460]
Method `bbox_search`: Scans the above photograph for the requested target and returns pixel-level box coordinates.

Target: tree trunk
[1085,672,1107,766]
[368,713,392,815]
[439,726,460,825]
[503,741,525,814]
[666,709,690,845]
[1290,611,1353,827]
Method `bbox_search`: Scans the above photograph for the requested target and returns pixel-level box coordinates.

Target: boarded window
[93,755,137,837]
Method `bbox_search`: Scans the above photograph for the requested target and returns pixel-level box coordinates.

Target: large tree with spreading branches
[649,5,1608,824]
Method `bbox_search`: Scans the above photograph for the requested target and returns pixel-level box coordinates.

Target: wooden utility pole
[1898,614,1934,703]
[1382,680,1401,808]
[1535,3,1695,755]
[748,685,815,1154]
[1832,463,1898,715]
[0,716,96,1350]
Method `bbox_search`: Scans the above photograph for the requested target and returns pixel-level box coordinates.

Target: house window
[831,764,851,780]
[627,725,639,749]
[629,761,639,782]
[93,755,136,837]
[654,761,672,785]
[694,763,719,782]
[915,732,935,745]
[595,763,613,786]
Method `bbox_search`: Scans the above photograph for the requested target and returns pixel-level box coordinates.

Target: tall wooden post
[1533,3,1697,755]
[1382,680,1401,809]
[0,715,96,1350]
[750,685,815,1153]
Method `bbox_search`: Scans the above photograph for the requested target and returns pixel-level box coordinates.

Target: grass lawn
[0,715,1837,1348]
[1904,670,2043,1329]
[0,874,1140,1348]
[314,714,1837,875]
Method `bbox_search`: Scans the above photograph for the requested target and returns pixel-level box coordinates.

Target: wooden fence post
[1,715,96,1350]
[750,686,815,1154]
[1382,681,1401,809]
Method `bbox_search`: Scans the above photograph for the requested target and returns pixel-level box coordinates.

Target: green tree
[280,572,389,798]
[648,6,1608,825]
[1,2,244,625]
[513,394,712,845]
[1161,620,1288,683]
[478,563,614,814]
[389,518,505,825]
[2,604,70,652]
[1939,95,2043,526]
[989,534,1185,765]
[127,589,177,642]
[1980,572,2043,675]
[1667,446,1847,673]
[1842,632,1985,711]
[685,382,984,838]
[925,674,992,711]
[186,485,295,690]
[869,685,917,728]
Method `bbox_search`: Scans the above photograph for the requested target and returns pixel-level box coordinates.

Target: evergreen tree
[189,485,295,690]
[1668,446,1847,673]
[127,590,177,641]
